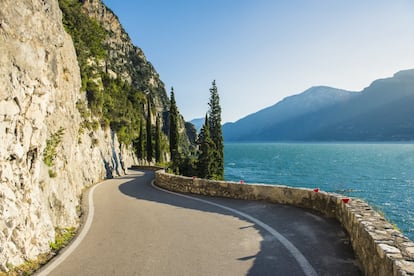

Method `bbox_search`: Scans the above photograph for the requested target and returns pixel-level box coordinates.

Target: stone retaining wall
[155,170,414,276]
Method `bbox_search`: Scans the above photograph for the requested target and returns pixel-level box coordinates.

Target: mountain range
[223,69,414,141]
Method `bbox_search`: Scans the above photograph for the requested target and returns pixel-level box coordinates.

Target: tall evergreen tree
[208,80,224,179]
[197,114,215,179]
[169,87,180,172]
[146,97,153,163]
[155,114,162,164]
[136,119,145,161]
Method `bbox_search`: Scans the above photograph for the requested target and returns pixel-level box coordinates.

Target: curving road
[37,169,361,276]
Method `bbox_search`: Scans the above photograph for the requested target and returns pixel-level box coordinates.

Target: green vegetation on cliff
[58,0,197,167]
[58,0,170,160]
[59,0,106,68]
[59,0,147,146]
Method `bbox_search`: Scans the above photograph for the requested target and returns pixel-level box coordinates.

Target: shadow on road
[118,169,361,276]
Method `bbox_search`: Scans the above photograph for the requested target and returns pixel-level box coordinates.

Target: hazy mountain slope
[223,86,357,141]
[223,69,414,141]
[311,69,414,140]
[190,118,204,133]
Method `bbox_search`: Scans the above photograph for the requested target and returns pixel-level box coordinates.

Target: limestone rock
[0,0,137,270]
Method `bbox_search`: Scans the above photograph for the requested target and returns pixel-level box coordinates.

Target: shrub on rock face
[43,127,65,168]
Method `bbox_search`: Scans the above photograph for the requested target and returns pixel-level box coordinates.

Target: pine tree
[146,97,153,163]
[155,114,162,164]
[169,87,180,172]
[197,114,215,179]
[208,80,224,179]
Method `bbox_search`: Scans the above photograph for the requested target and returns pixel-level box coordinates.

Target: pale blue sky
[103,0,414,123]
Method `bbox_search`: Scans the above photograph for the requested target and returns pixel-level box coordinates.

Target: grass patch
[49,227,77,251]
[0,227,77,275]
[0,253,51,276]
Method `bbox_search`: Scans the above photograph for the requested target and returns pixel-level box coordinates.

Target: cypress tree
[208,80,224,180]
[169,87,180,172]
[155,114,162,164]
[137,120,145,161]
[146,97,153,163]
[197,114,215,179]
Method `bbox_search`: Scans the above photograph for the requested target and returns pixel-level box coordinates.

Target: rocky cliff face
[0,0,136,271]
[79,0,193,154]
[82,0,169,119]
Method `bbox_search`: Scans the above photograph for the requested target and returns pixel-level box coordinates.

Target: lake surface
[224,143,414,241]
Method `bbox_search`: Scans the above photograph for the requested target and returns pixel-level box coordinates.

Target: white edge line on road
[36,182,100,276]
[151,180,318,276]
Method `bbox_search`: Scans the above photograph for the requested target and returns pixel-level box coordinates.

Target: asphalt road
[38,169,361,276]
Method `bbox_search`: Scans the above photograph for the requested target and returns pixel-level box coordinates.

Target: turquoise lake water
[224,143,414,241]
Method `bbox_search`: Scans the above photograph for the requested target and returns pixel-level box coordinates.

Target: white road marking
[152,180,318,276]
[36,173,317,276]
[36,182,101,276]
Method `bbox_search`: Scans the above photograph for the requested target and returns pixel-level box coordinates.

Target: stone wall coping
[154,169,414,276]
